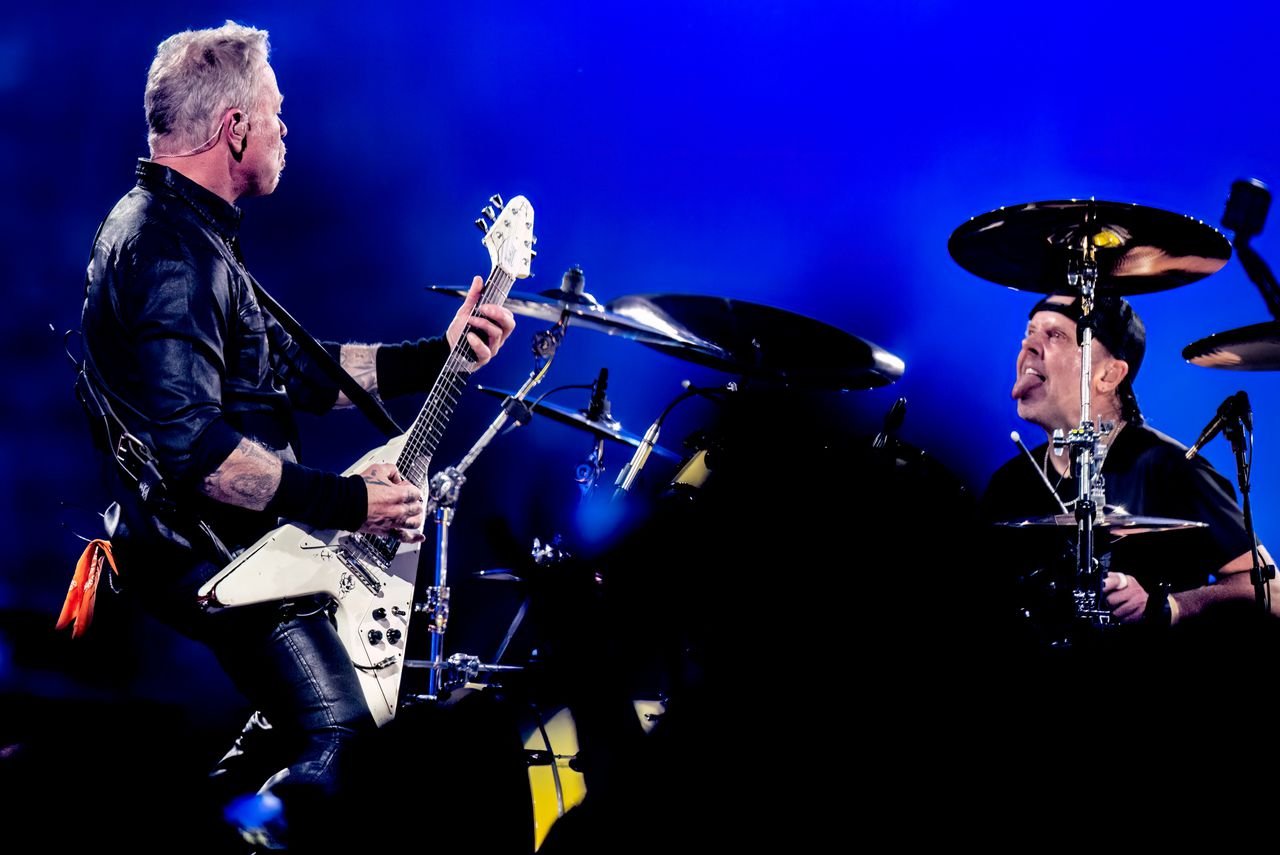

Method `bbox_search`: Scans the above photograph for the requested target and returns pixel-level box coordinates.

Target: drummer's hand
[446,275,516,370]
[1102,571,1148,623]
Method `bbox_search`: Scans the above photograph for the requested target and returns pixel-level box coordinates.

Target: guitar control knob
[371,608,387,621]
[386,628,403,644]
[367,629,384,645]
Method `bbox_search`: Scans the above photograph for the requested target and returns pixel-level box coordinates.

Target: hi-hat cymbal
[604,294,905,390]
[995,508,1208,538]
[1183,320,1280,371]
[429,285,726,354]
[475,385,681,460]
[949,200,1231,294]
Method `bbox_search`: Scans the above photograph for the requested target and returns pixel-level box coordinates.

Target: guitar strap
[230,237,404,440]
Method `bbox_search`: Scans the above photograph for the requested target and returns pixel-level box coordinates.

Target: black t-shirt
[982,423,1252,594]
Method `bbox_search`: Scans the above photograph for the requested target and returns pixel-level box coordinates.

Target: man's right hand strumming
[358,463,426,543]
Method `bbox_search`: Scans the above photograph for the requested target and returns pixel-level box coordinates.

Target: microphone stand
[1219,407,1274,613]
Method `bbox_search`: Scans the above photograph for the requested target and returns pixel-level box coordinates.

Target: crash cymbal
[949,200,1231,294]
[1183,320,1280,371]
[475,385,681,461]
[995,508,1208,538]
[604,294,905,390]
[428,284,726,354]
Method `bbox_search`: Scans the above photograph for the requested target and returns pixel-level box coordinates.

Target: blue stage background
[4,2,1280,718]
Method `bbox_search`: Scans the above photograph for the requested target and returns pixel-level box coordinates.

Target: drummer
[982,292,1265,624]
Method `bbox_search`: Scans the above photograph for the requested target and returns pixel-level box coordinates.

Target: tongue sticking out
[1012,372,1044,400]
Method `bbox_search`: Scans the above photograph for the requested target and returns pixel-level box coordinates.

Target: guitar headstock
[476,194,536,279]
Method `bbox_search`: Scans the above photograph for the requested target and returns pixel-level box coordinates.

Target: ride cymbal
[950,200,1231,294]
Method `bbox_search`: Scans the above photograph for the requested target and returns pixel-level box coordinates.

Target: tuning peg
[489,193,504,209]
[530,249,537,259]
[474,218,489,234]
[482,205,496,221]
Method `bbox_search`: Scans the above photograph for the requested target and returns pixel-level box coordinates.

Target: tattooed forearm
[334,343,379,409]
[201,437,283,510]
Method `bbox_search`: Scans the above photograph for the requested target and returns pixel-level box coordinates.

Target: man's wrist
[265,461,368,531]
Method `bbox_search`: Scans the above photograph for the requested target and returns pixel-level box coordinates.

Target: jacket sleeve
[115,228,244,485]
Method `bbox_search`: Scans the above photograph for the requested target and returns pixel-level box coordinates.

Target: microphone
[1186,391,1251,460]
[586,367,609,422]
[613,418,661,498]
[872,398,907,449]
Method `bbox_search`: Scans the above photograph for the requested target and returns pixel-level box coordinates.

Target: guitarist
[79,21,514,849]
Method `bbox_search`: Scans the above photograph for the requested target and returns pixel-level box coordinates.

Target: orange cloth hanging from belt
[56,539,119,639]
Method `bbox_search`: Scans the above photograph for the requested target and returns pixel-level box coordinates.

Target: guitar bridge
[335,536,388,595]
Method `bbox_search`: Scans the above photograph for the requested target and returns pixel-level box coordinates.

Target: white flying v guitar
[198,194,535,726]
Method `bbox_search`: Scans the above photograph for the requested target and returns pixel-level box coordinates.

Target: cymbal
[604,294,905,390]
[1183,320,1280,371]
[995,508,1208,538]
[475,385,681,461]
[428,285,726,354]
[949,200,1231,294]
[472,568,523,582]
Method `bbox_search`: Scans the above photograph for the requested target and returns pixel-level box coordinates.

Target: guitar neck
[395,266,515,486]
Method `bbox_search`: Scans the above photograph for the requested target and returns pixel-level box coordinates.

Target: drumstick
[1011,431,1069,514]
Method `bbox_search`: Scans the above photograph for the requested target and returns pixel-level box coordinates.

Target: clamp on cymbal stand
[411,311,571,700]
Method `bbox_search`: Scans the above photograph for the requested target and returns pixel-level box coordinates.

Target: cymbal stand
[1052,227,1115,630]
[409,314,569,700]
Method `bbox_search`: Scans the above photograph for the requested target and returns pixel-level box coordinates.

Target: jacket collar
[135,159,243,241]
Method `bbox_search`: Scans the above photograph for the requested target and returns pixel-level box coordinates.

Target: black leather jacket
[81,161,345,570]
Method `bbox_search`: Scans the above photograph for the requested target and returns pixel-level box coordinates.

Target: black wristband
[376,336,450,399]
[265,461,368,532]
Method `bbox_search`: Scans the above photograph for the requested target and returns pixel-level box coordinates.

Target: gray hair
[144,21,270,157]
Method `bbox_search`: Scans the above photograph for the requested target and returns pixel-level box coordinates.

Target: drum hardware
[476,382,680,460]
[411,269,599,702]
[954,198,1231,633]
[1181,179,1280,615]
[1185,390,1275,613]
[1183,180,1280,370]
[1222,178,1280,321]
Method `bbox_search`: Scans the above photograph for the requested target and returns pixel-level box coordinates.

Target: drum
[387,689,665,854]
[523,705,586,851]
